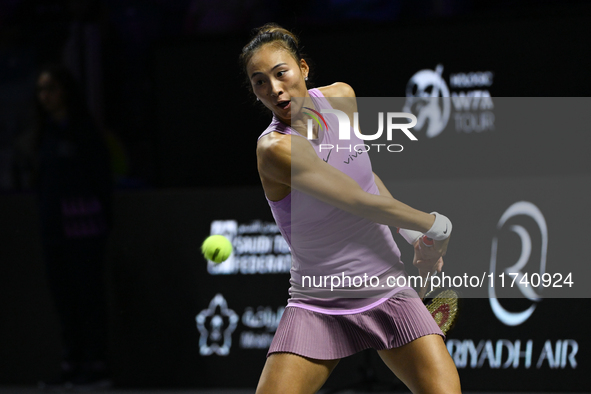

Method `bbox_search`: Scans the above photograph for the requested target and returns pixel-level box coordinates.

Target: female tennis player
[241,24,461,394]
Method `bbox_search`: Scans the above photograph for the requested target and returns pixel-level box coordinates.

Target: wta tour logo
[403,64,450,138]
[403,64,495,138]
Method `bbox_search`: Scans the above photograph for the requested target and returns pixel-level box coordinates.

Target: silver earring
[305,77,308,81]
[256,98,260,101]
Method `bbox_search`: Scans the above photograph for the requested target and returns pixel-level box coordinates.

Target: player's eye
[277,70,287,77]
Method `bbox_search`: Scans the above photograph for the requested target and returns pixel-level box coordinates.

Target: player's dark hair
[239,23,314,94]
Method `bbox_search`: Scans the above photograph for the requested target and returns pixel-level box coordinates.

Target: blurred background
[1,0,590,392]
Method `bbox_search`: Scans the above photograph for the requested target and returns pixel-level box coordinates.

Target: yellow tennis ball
[201,235,232,264]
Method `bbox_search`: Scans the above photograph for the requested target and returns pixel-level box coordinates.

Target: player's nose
[270,79,283,98]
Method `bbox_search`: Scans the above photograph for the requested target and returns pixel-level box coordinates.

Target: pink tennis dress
[257,88,443,359]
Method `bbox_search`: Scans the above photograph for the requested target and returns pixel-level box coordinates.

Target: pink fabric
[258,88,408,313]
[268,290,444,360]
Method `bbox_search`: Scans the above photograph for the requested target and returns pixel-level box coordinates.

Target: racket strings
[424,289,459,335]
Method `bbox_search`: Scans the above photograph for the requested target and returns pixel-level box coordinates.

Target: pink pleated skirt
[268,290,444,360]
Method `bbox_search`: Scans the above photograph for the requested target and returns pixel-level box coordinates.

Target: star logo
[195,294,239,356]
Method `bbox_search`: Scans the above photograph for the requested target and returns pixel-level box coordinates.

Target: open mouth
[277,100,291,110]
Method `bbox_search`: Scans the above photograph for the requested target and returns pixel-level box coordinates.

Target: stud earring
[305,77,308,81]
[256,98,260,101]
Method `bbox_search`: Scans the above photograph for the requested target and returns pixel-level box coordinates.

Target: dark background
[1,0,590,391]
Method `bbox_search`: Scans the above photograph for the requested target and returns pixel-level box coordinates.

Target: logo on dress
[304,106,329,140]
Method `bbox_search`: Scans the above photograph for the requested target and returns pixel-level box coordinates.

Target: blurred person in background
[31,64,113,390]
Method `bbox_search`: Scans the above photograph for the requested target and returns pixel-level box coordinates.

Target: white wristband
[424,212,452,241]
[398,228,422,245]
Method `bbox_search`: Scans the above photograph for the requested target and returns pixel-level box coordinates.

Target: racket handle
[418,270,437,300]
[418,236,436,300]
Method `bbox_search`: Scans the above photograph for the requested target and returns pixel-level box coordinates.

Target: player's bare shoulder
[318,82,357,118]
[318,82,356,98]
[256,132,294,200]
[256,132,291,181]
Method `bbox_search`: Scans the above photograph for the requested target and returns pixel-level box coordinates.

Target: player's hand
[415,255,443,299]
[414,235,450,261]
[414,257,444,281]
[433,236,450,258]
[412,238,445,281]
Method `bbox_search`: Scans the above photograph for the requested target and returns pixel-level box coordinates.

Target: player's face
[247,44,309,125]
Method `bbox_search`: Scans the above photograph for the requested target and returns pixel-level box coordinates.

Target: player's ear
[300,59,310,79]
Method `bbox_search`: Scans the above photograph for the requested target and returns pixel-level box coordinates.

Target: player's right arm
[257,132,439,237]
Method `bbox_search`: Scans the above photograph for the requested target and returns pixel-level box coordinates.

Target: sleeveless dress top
[257,88,411,314]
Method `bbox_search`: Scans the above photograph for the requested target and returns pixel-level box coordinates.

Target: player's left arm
[325,84,392,202]
[374,170,411,241]
[373,172,393,199]
[324,85,396,205]
[373,169,415,245]
[324,83,449,258]
[332,83,413,240]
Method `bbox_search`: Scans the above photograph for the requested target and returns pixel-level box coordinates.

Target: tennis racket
[417,237,460,335]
